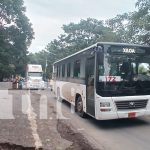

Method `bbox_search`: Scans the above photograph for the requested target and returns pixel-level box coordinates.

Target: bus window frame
[73,59,81,78]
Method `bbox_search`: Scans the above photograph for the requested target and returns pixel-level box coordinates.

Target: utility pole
[45,58,47,74]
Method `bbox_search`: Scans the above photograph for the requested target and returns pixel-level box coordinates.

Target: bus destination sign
[123,48,135,53]
[110,47,146,54]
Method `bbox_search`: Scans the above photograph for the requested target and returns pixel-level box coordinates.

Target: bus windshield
[97,46,150,97]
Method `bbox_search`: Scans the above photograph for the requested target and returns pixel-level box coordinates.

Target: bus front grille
[115,100,148,110]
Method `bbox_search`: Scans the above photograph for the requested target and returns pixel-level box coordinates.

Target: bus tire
[76,96,86,118]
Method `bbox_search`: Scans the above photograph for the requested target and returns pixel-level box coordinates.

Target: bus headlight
[100,102,110,107]
[100,102,111,112]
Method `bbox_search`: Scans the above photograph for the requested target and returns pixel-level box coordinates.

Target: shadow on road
[61,99,150,130]
[89,117,149,130]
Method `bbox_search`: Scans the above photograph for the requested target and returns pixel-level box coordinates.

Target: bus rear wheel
[76,96,86,118]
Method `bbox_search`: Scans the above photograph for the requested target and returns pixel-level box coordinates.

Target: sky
[24,0,136,53]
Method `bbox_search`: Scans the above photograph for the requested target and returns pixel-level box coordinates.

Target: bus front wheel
[76,96,86,118]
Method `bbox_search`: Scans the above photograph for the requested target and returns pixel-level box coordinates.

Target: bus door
[86,57,95,117]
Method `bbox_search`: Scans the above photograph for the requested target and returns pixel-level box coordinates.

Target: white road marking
[0,90,14,119]
[26,91,43,149]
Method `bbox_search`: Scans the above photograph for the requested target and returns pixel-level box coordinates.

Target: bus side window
[67,63,71,77]
[62,64,65,77]
[56,66,59,77]
[74,60,81,78]
[58,66,61,77]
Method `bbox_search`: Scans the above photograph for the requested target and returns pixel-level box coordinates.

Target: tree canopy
[107,0,150,44]
[28,0,150,78]
[0,0,34,80]
[28,18,120,78]
[20,0,150,78]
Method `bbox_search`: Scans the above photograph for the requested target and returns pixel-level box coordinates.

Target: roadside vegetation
[0,0,34,81]
[0,0,149,79]
[28,0,150,78]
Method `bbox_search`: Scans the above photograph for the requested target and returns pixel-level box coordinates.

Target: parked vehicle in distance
[53,42,150,120]
[25,64,45,90]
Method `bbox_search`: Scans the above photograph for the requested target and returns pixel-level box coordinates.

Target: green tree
[37,18,120,78]
[28,0,150,78]
[0,0,34,80]
[106,0,150,45]
[131,0,150,44]
[46,18,120,59]
[27,50,53,79]
[61,18,120,54]
[106,13,135,43]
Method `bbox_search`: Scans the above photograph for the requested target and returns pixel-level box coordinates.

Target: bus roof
[53,42,150,65]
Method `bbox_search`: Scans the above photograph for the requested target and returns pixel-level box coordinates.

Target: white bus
[53,42,150,120]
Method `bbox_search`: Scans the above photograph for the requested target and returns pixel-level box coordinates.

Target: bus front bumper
[95,95,150,120]
[95,109,150,120]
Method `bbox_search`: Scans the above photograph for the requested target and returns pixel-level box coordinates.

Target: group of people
[12,75,24,89]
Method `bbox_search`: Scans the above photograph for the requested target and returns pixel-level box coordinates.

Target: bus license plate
[128,112,136,118]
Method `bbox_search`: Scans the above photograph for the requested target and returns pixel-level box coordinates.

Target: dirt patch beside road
[0,143,35,150]
[0,89,100,150]
[57,120,99,150]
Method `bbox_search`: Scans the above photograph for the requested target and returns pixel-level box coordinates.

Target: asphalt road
[47,90,150,150]
[0,89,150,150]
[0,89,97,150]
